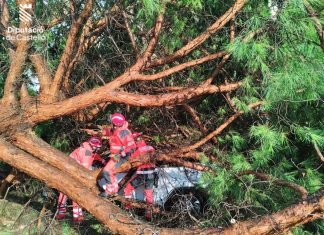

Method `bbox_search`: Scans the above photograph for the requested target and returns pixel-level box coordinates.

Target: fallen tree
[0,0,322,234]
[0,139,323,234]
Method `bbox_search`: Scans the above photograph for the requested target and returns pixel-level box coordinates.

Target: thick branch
[135,11,165,70]
[25,82,241,125]
[180,102,263,153]
[147,0,246,68]
[138,51,226,82]
[0,139,155,234]
[313,142,324,162]
[218,190,324,235]
[114,153,209,174]
[49,0,94,99]
[237,170,308,200]
[2,0,33,107]
[0,0,9,28]
[122,10,139,56]
[157,153,209,171]
[29,54,52,101]
[0,81,241,131]
[11,131,96,189]
[183,104,218,144]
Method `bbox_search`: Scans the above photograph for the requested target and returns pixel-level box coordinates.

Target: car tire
[163,188,206,227]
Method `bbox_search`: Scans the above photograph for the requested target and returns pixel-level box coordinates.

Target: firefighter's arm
[101,125,112,139]
[81,128,101,136]
[109,136,123,154]
[81,125,112,138]
[92,153,105,164]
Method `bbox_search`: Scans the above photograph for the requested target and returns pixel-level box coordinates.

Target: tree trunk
[0,0,322,234]
[1,138,323,235]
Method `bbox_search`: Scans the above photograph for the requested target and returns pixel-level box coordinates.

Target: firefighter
[56,137,104,223]
[123,134,156,220]
[98,113,136,198]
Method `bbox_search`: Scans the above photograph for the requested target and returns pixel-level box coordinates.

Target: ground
[0,195,109,235]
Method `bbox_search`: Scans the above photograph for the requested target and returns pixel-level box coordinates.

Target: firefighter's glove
[112,154,120,162]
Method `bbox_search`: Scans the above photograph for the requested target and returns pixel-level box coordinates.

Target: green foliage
[301,167,324,193]
[178,0,203,10]
[139,0,162,18]
[249,125,288,167]
[232,97,252,113]
[229,37,270,73]
[229,154,251,172]
[137,114,151,125]
[293,126,324,147]
[34,121,72,153]
[265,60,323,104]
[1,0,323,232]
[50,137,70,152]
[61,222,74,235]
[201,168,231,203]
[250,125,288,154]
[230,132,247,151]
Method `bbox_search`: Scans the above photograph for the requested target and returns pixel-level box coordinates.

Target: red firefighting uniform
[99,122,136,195]
[123,140,156,220]
[57,142,104,221]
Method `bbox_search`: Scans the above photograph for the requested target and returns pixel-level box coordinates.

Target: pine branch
[25,82,241,125]
[146,0,246,68]
[138,51,226,82]
[122,10,139,56]
[29,54,52,102]
[183,104,218,144]
[304,0,324,51]
[0,0,9,28]
[237,170,308,200]
[133,10,165,71]
[181,102,263,153]
[49,0,94,100]
[313,142,324,162]
[1,0,34,107]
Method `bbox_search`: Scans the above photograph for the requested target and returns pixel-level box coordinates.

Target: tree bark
[1,138,323,235]
[11,131,96,189]
[147,0,246,68]
[0,139,151,234]
[0,82,241,133]
[0,1,321,234]
[218,190,324,235]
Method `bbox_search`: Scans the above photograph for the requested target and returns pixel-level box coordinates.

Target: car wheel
[163,188,206,227]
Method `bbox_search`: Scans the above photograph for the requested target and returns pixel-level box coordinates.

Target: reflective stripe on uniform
[136,169,157,174]
[111,146,123,150]
[126,141,136,147]
[58,208,66,214]
[138,146,154,152]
